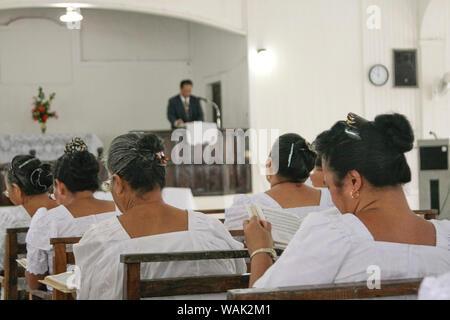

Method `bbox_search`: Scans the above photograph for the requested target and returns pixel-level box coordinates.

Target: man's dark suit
[167,95,204,129]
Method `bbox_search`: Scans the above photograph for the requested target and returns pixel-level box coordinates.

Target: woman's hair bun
[54,137,99,193]
[374,113,414,153]
[7,155,53,195]
[107,133,167,194]
[65,137,88,154]
[273,133,316,183]
[30,163,53,192]
[136,134,164,155]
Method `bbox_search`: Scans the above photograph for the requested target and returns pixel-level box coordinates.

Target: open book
[247,205,305,249]
[16,258,27,269]
[38,271,77,294]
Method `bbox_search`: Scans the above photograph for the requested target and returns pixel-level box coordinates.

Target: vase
[40,122,47,134]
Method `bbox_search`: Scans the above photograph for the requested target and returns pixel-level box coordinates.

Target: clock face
[369,64,389,86]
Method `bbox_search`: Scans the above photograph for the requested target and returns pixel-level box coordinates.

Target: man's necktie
[184,99,190,121]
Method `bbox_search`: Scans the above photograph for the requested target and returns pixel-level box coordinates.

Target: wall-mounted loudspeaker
[393,50,417,87]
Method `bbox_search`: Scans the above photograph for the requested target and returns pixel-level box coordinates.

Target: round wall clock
[369,64,389,86]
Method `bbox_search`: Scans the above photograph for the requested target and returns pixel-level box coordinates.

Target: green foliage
[32,87,58,123]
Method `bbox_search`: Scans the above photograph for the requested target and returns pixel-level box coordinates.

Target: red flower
[38,106,45,113]
[33,116,39,121]
[43,114,49,121]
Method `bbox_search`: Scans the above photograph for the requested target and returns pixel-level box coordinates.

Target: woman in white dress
[26,138,117,290]
[309,135,327,188]
[224,133,335,231]
[244,113,450,288]
[0,155,57,270]
[73,133,247,300]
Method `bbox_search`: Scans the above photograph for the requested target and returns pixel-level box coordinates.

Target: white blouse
[0,205,30,270]
[224,188,335,230]
[25,205,119,275]
[254,207,450,288]
[73,210,248,300]
[419,271,450,300]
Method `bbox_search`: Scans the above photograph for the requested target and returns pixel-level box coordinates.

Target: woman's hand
[243,216,274,254]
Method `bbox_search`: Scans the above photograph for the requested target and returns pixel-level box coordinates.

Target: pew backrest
[4,227,28,300]
[413,210,438,220]
[120,249,285,300]
[227,278,423,300]
[49,237,81,300]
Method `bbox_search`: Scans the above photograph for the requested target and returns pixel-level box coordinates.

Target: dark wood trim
[227,278,423,300]
[50,237,82,245]
[140,274,250,298]
[121,249,250,264]
[4,227,29,300]
[202,209,225,214]
[50,237,81,300]
[123,263,141,300]
[229,230,244,237]
[413,210,438,220]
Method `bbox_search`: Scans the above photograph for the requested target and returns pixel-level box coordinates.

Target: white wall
[420,0,450,140]
[360,0,422,209]
[189,23,249,128]
[245,0,426,209]
[246,0,365,193]
[0,8,248,147]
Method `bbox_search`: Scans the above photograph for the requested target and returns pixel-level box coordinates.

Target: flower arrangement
[32,87,58,133]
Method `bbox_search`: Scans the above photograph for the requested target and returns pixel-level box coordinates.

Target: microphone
[198,97,222,129]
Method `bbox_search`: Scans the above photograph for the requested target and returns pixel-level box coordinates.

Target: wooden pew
[3,227,29,300]
[121,249,281,300]
[49,237,81,300]
[202,209,225,214]
[227,278,423,300]
[413,210,438,220]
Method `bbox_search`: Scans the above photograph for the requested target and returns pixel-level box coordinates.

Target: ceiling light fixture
[59,7,83,23]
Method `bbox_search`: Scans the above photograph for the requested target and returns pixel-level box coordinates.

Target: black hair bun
[275,133,316,183]
[292,140,316,173]
[136,134,164,154]
[7,155,53,195]
[30,163,53,192]
[135,134,165,164]
[374,113,414,153]
[54,138,100,193]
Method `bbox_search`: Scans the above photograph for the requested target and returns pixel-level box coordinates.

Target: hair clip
[287,143,294,168]
[30,168,48,191]
[344,112,368,141]
[65,137,88,154]
[18,158,39,169]
[156,151,169,166]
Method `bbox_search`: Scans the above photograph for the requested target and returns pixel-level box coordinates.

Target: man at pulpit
[167,79,204,129]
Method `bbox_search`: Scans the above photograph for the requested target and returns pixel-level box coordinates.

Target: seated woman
[25,138,117,290]
[244,113,450,288]
[309,155,326,188]
[224,133,335,231]
[309,132,327,188]
[0,155,56,270]
[73,133,247,300]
